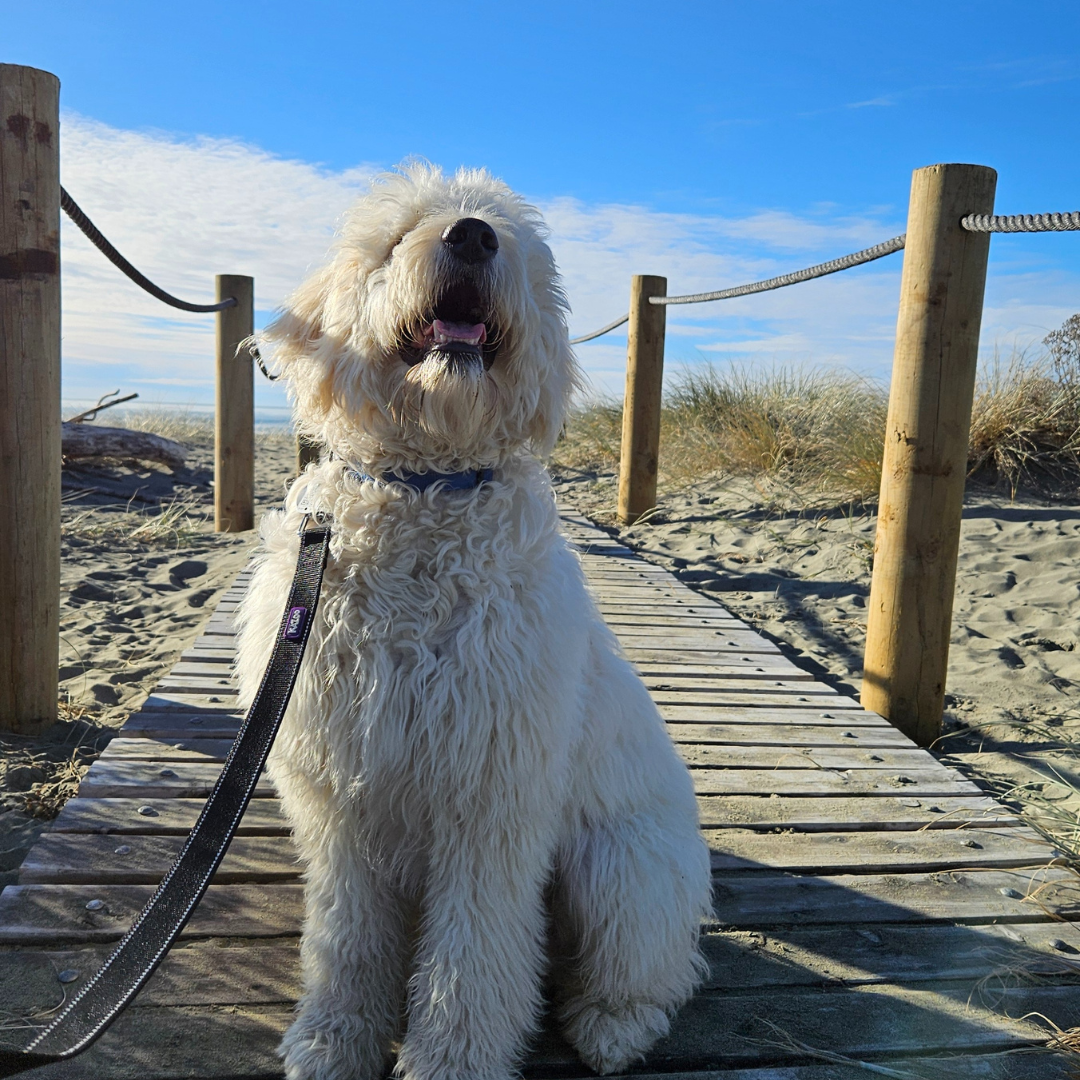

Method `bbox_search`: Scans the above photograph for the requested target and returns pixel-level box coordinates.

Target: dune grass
[556,316,1080,505]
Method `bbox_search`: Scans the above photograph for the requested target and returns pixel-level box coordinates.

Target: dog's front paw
[559,998,670,1076]
[280,1008,390,1080]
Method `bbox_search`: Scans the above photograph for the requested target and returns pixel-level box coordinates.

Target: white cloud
[57,114,1080,408]
[60,113,374,409]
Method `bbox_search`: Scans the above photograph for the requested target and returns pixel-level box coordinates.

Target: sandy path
[555,468,1080,853]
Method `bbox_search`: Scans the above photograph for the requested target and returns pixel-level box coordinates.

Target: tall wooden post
[215,274,254,532]
[862,163,997,747]
[296,435,321,474]
[0,65,61,734]
[617,275,667,523]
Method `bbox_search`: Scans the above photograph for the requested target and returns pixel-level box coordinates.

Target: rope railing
[962,211,1080,233]
[569,208,1080,344]
[60,188,237,314]
[568,234,906,344]
[59,184,259,529]
[62,187,279,380]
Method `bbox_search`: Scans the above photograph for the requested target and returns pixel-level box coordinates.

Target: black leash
[0,518,331,1077]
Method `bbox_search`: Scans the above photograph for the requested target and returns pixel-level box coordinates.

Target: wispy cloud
[846,96,896,109]
[58,114,1080,406]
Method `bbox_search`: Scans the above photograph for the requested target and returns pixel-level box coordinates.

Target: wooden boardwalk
[2,511,1079,1078]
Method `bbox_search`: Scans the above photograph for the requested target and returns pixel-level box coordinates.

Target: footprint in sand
[169,559,208,588]
[187,588,216,609]
[90,683,121,706]
[69,581,115,602]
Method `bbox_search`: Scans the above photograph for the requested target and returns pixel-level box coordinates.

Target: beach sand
[0,424,298,887]
[553,466,1080,854]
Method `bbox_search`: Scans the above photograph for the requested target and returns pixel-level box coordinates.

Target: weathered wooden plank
[630,984,1071,1072]
[619,633,787,651]
[169,656,241,673]
[702,919,1080,991]
[709,868,1078,927]
[0,1004,293,1078]
[594,601,733,614]
[156,676,238,694]
[120,711,242,738]
[28,824,1046,884]
[97,737,240,762]
[19,834,298,885]
[621,1061,1071,1080]
[0,945,299,1016]
[1,985,1074,1078]
[96,738,937,772]
[661,705,889,725]
[78,760,273,799]
[623,639,782,655]
[8,917,1076,1016]
[7,867,1059,949]
[653,690,859,708]
[667,723,912,747]
[51,797,288,835]
[179,647,235,664]
[597,593,731,608]
[646,677,837,694]
[696,794,1017,829]
[0,884,303,943]
[707,826,1058,874]
[680,744,957,770]
[138,691,240,712]
[604,614,739,628]
[634,659,811,679]
[692,768,981,797]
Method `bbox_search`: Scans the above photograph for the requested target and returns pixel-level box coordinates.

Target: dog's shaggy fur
[235,164,713,1080]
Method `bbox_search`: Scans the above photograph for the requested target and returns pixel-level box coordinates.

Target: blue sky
[9,0,1080,411]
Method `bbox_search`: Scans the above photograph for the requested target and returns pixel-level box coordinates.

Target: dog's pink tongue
[433,319,487,345]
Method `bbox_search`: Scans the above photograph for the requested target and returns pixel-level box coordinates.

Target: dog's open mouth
[406,282,501,371]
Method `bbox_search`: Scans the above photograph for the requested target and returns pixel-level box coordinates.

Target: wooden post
[215,274,254,532]
[296,434,321,474]
[0,65,61,734]
[862,163,997,747]
[617,275,667,524]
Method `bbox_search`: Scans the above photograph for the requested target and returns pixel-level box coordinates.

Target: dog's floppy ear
[524,243,584,457]
[528,315,583,457]
[260,262,340,422]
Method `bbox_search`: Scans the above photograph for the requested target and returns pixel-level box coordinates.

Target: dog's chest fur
[252,459,592,854]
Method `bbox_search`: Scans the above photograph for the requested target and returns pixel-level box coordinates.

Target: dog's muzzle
[408,279,502,371]
[398,218,502,371]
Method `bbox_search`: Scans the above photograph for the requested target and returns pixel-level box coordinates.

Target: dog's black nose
[442,218,499,264]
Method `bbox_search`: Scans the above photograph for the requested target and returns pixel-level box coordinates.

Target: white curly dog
[235,164,712,1080]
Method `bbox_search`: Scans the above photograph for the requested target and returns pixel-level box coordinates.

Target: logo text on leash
[283,606,308,641]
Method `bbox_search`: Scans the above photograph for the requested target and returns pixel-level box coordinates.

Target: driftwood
[67,390,139,424]
[61,423,187,471]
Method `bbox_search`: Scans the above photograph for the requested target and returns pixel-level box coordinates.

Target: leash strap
[0,520,331,1077]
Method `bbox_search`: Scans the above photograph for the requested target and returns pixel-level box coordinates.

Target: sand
[553,467,1080,853]
[0,425,298,887]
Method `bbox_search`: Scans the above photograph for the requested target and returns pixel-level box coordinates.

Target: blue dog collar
[349,466,494,492]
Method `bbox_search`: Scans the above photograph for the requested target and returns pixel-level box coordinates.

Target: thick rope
[569,312,631,345]
[653,234,907,306]
[568,234,906,343]
[60,188,237,314]
[962,211,1080,233]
